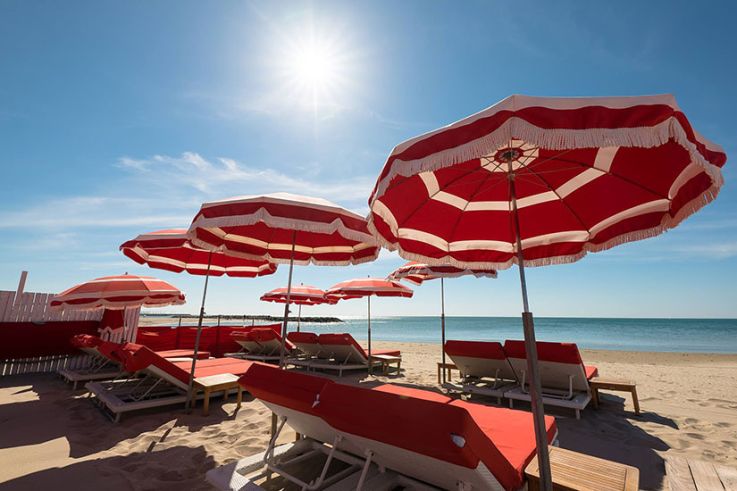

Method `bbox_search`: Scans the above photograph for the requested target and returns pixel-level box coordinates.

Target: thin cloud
[117,152,375,205]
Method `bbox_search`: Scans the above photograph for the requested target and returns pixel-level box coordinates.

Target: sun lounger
[85,343,253,422]
[208,363,558,490]
[231,328,295,362]
[287,332,401,376]
[59,334,211,389]
[57,335,127,389]
[443,340,518,402]
[503,340,599,419]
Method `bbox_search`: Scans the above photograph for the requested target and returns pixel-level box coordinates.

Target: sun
[272,22,356,117]
[291,41,339,91]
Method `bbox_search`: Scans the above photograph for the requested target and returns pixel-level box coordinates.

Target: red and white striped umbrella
[388,261,497,285]
[187,193,378,266]
[388,261,497,381]
[369,94,726,269]
[368,94,726,489]
[187,192,380,367]
[120,229,277,278]
[50,274,185,310]
[326,278,413,371]
[260,285,334,305]
[260,284,336,332]
[120,228,277,411]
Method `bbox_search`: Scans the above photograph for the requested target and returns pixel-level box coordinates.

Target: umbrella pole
[509,168,553,491]
[185,252,213,412]
[441,277,446,384]
[278,232,297,368]
[297,304,302,332]
[367,295,372,375]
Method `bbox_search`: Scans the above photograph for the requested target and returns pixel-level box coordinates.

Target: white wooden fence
[0,286,141,377]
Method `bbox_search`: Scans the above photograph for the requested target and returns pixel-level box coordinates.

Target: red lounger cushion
[287,332,319,345]
[156,349,210,359]
[371,383,557,488]
[319,381,556,491]
[372,383,453,403]
[504,339,598,379]
[318,333,401,358]
[503,340,584,365]
[451,400,556,490]
[445,340,506,360]
[173,358,255,379]
[238,362,331,415]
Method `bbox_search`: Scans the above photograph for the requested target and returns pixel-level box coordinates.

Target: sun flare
[291,41,339,91]
[272,21,357,117]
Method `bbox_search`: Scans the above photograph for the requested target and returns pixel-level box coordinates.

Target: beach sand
[1,343,736,490]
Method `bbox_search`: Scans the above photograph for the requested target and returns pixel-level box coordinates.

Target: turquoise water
[289,316,737,354]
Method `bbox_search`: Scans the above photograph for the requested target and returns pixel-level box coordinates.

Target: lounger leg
[437,364,441,384]
[631,387,640,415]
[575,408,580,420]
[356,450,374,490]
[591,388,599,409]
[202,389,211,416]
[236,386,242,410]
[509,399,513,409]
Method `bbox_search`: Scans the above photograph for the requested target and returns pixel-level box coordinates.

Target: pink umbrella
[260,284,337,331]
[51,274,185,310]
[326,278,413,373]
[388,261,497,383]
[368,94,726,489]
[120,228,277,411]
[188,193,379,366]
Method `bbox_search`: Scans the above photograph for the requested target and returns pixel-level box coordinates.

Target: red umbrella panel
[120,228,277,412]
[326,278,413,373]
[120,229,277,277]
[187,193,380,368]
[260,284,336,331]
[388,261,497,382]
[368,94,726,490]
[50,274,185,310]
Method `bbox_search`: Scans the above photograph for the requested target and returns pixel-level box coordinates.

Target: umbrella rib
[543,155,672,200]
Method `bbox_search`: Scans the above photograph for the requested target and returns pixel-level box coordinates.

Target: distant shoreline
[140,313,343,324]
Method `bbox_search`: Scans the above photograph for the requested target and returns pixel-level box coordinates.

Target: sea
[286,316,737,354]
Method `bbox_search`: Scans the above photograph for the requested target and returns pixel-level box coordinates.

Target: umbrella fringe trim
[189,236,378,266]
[367,181,720,270]
[50,297,186,311]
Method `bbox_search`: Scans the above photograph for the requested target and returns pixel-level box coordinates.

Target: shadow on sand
[0,373,252,459]
[1,445,215,491]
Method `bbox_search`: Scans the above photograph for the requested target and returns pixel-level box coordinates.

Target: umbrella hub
[496,147,523,163]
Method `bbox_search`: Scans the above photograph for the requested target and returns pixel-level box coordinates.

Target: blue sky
[1,1,736,318]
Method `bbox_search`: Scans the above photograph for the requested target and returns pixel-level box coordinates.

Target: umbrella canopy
[260,285,335,305]
[326,278,413,372]
[388,261,497,382]
[261,284,336,332]
[326,277,414,299]
[369,94,726,269]
[388,261,497,285]
[367,94,726,490]
[50,274,185,310]
[120,229,278,277]
[187,192,380,367]
[187,193,378,266]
